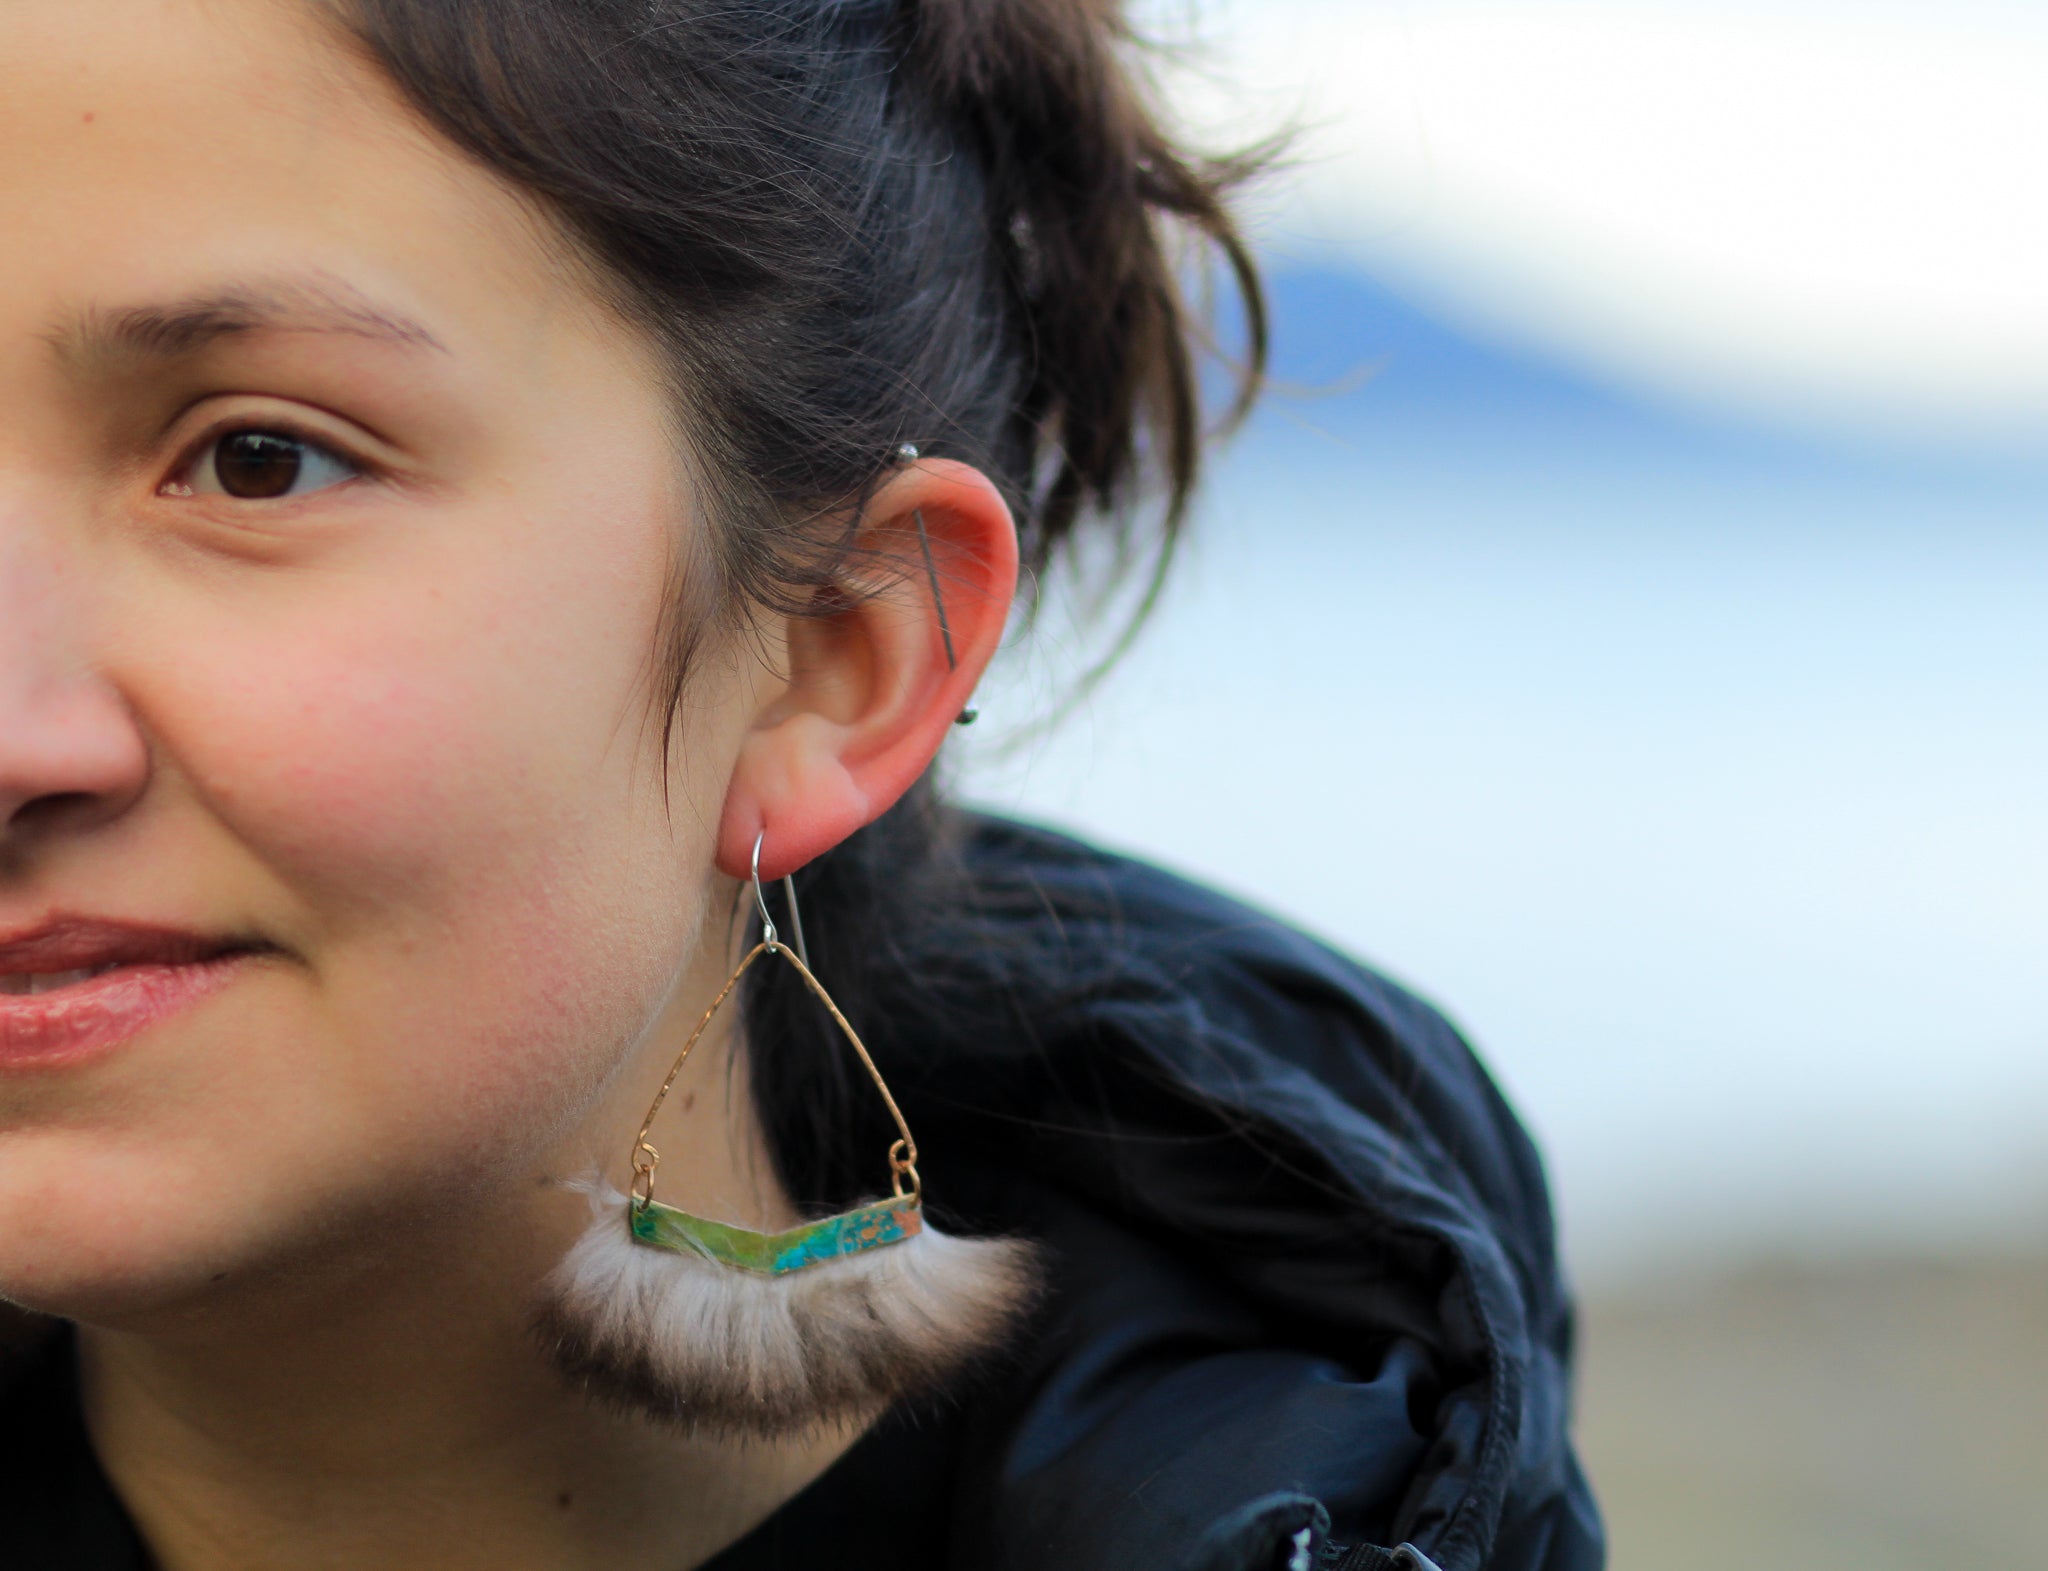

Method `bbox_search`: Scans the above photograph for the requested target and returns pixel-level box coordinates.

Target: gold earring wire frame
[628,846,920,1214]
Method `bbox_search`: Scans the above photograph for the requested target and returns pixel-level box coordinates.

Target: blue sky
[960,262,2048,1286]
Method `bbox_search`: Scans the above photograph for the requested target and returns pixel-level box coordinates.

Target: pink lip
[0,919,267,1069]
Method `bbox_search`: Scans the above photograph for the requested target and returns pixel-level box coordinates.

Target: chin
[0,1141,310,1329]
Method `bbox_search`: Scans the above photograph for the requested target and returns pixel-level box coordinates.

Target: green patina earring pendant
[630,1190,923,1276]
[626,841,927,1278]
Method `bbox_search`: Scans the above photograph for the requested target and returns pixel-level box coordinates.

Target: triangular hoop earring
[534,832,1041,1437]
[626,832,925,1275]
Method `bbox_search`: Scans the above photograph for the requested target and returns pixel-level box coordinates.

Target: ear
[713,459,1018,881]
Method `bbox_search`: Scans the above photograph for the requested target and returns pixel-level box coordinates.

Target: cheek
[171,571,686,1056]
[85,518,717,1247]
[149,483,685,910]
[204,626,495,879]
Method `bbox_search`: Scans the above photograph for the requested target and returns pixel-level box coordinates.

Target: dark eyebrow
[49,277,447,368]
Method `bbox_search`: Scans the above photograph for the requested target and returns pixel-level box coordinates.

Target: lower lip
[0,954,257,1069]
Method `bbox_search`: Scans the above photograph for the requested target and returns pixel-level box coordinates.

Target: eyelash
[159,420,368,502]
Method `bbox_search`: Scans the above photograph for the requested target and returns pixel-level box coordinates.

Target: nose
[0,526,149,844]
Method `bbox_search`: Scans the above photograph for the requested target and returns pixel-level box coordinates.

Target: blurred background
[952,1,2048,1564]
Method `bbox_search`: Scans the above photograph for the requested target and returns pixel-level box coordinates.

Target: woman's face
[0,0,759,1321]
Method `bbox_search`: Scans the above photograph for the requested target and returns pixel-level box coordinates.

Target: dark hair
[323,0,1269,1207]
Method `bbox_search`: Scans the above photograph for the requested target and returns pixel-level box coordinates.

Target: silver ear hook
[749,830,811,967]
[896,443,979,726]
[750,830,778,952]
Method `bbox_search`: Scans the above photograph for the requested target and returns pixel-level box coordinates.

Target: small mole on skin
[680,1092,696,1114]
[556,1491,574,1511]
[210,1271,227,1282]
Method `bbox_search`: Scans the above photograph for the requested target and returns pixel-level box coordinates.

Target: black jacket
[878,817,1604,1571]
[0,817,1602,1570]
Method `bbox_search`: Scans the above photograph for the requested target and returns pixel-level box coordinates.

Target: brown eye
[215,432,303,498]
[174,430,359,501]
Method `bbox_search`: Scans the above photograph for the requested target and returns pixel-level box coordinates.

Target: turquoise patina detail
[629,1192,923,1275]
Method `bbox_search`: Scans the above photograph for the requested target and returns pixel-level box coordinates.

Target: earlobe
[714,736,871,883]
[713,458,1017,882]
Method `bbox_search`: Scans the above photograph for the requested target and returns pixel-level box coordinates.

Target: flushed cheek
[130,579,704,1151]
[123,494,680,919]
[170,616,546,902]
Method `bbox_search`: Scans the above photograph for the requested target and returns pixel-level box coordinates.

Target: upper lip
[0,918,258,977]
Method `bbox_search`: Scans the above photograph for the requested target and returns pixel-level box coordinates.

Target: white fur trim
[534,1179,1040,1436]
